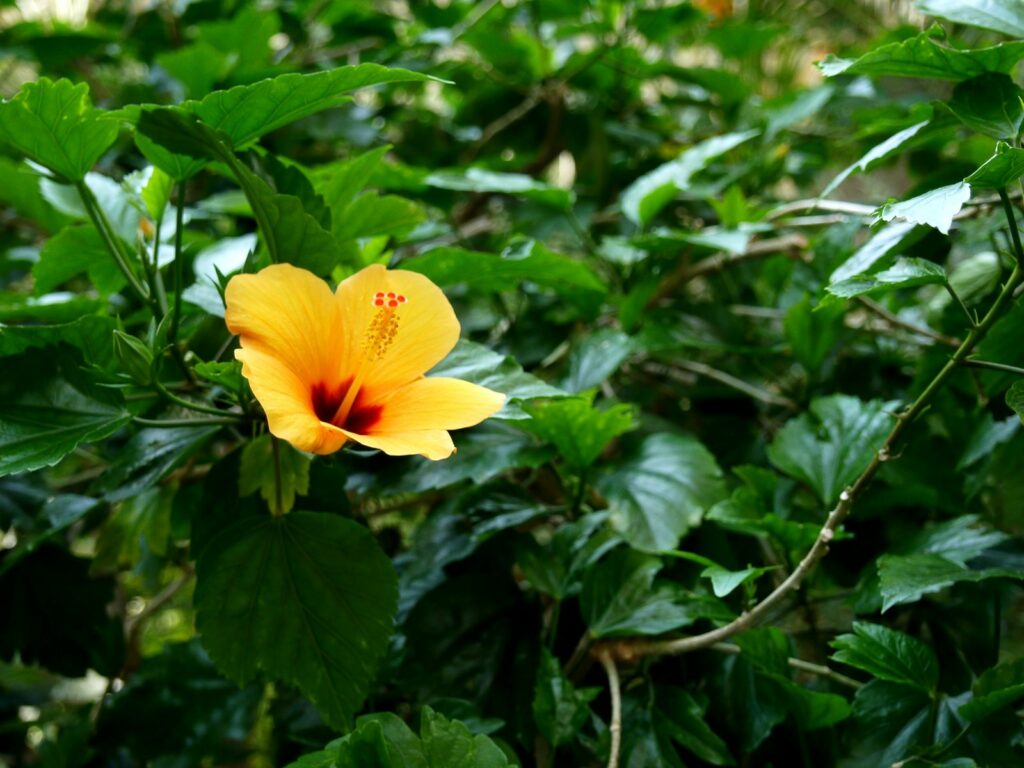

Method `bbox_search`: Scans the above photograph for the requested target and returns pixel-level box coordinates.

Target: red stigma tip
[375,291,384,298]
[397,294,407,303]
[388,299,398,307]
[374,298,384,306]
[387,292,396,299]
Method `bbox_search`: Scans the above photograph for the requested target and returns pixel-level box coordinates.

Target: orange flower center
[310,379,382,433]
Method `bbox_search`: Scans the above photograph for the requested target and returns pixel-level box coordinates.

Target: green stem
[1000,188,1024,266]
[944,281,977,329]
[75,181,151,306]
[271,436,285,517]
[151,215,169,316]
[963,358,1024,377]
[169,184,186,345]
[572,469,588,517]
[154,377,238,417]
[133,415,239,428]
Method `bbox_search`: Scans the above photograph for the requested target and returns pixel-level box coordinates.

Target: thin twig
[596,648,622,768]
[855,297,961,348]
[647,234,808,309]
[963,358,1024,377]
[643,361,797,410]
[711,642,863,690]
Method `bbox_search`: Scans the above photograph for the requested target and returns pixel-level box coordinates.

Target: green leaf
[819,29,1024,81]
[844,680,933,768]
[767,395,893,507]
[94,486,173,569]
[333,193,424,240]
[426,168,575,210]
[238,165,347,274]
[599,433,726,552]
[98,424,221,501]
[960,658,1024,721]
[826,257,947,299]
[33,225,126,295]
[194,511,398,731]
[428,340,567,420]
[829,220,921,284]
[317,145,393,213]
[964,142,1024,188]
[126,65,439,179]
[581,547,729,637]
[194,360,244,393]
[563,328,635,393]
[877,553,1024,611]
[0,315,115,366]
[948,74,1024,139]
[621,130,759,226]
[420,706,511,768]
[1008,380,1024,424]
[402,241,605,301]
[532,647,600,747]
[876,182,971,235]
[821,120,931,197]
[918,0,1024,37]
[239,435,311,516]
[901,514,1009,564]
[0,77,118,182]
[654,686,735,766]
[831,622,939,692]
[701,564,778,598]
[0,352,130,477]
[522,396,634,470]
[784,293,845,373]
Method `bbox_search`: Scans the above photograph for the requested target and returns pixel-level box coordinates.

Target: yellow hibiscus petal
[334,264,460,389]
[236,346,347,455]
[225,263,342,385]
[337,427,456,461]
[369,377,505,432]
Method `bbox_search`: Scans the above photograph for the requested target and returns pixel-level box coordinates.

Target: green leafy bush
[2,1,1024,766]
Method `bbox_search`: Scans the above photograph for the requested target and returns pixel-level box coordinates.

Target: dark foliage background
[1,0,1023,766]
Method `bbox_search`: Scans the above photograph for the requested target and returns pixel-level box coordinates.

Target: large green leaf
[819,28,1024,81]
[126,65,438,180]
[918,0,1024,37]
[826,257,947,299]
[948,73,1024,139]
[522,396,634,470]
[0,353,130,477]
[621,130,759,226]
[402,241,605,302]
[563,328,635,393]
[33,225,125,295]
[767,395,893,507]
[580,547,730,637]
[194,511,398,731]
[831,622,938,692]
[599,433,726,552]
[0,78,118,182]
[876,182,971,235]
[877,553,1024,611]
[98,423,222,501]
[0,315,115,366]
